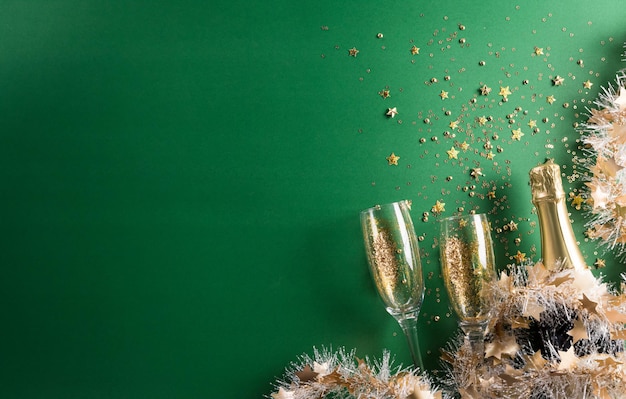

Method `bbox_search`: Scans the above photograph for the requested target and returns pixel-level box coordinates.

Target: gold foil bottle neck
[529,160,588,271]
[529,160,565,202]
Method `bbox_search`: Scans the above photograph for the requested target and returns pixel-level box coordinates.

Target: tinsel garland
[268,347,441,399]
[577,70,626,258]
[442,262,626,399]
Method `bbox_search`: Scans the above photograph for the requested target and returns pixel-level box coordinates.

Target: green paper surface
[0,1,624,397]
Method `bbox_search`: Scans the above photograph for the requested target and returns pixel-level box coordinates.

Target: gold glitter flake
[386,152,400,165]
[348,47,359,57]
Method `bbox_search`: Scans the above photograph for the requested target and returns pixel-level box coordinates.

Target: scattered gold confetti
[439,90,449,99]
[348,47,359,57]
[432,200,446,215]
[511,128,525,141]
[447,147,460,159]
[546,95,556,104]
[583,79,593,89]
[552,75,565,86]
[507,220,518,231]
[594,258,606,269]
[570,193,584,210]
[480,85,492,95]
[386,152,400,165]
[477,116,487,126]
[410,45,420,55]
[534,46,544,55]
[513,250,526,264]
[386,107,398,118]
[379,89,390,99]
[470,168,483,180]
[499,86,512,99]
[459,141,470,151]
[449,120,459,130]
[528,119,537,128]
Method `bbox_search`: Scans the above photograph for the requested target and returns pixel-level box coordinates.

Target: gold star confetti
[594,258,606,269]
[470,168,483,180]
[379,89,390,99]
[348,47,359,57]
[447,147,460,159]
[513,250,526,264]
[498,86,511,99]
[386,107,398,118]
[386,152,400,165]
[439,90,449,99]
[511,128,524,141]
[477,116,487,126]
[546,95,556,104]
[570,194,584,210]
[584,228,596,238]
[410,45,420,55]
[552,75,565,86]
[487,190,496,199]
[486,151,495,160]
[432,200,446,215]
[459,141,470,151]
[583,79,593,89]
[507,220,518,231]
[527,119,537,128]
[534,46,544,55]
[480,85,491,95]
[449,120,459,130]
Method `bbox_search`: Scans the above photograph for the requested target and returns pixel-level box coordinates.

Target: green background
[1,1,624,397]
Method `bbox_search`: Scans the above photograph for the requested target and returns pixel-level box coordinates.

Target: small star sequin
[446,147,460,159]
[459,141,470,151]
[534,46,544,55]
[379,89,390,99]
[511,128,525,141]
[507,220,518,231]
[583,80,593,89]
[570,194,584,210]
[486,151,495,160]
[410,45,420,55]
[552,75,565,86]
[348,47,359,57]
[499,86,512,99]
[480,85,492,95]
[449,120,459,130]
[386,107,398,118]
[546,95,556,104]
[386,152,400,165]
[439,90,449,99]
[584,228,596,238]
[432,200,446,215]
[528,119,537,128]
[487,190,496,199]
[477,116,488,126]
[594,258,606,269]
[470,168,483,180]
[513,250,526,264]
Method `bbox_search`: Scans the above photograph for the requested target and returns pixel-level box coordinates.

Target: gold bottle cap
[529,160,565,202]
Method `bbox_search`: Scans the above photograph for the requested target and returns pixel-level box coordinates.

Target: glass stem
[462,323,486,357]
[398,314,425,371]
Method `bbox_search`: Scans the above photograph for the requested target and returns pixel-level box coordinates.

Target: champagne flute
[439,213,496,356]
[360,200,425,370]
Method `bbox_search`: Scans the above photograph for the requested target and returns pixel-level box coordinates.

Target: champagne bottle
[529,160,588,271]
